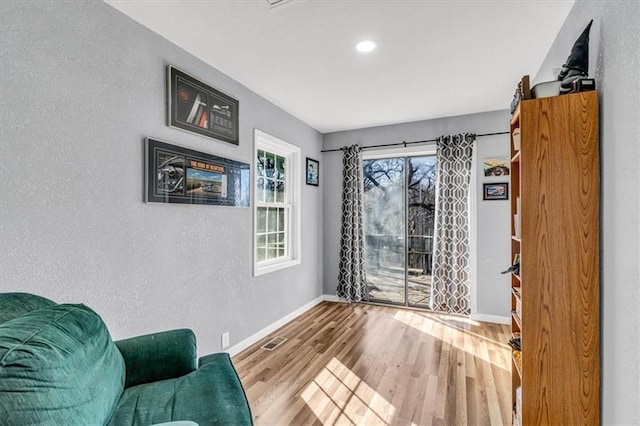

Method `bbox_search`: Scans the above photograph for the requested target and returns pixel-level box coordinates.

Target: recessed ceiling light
[355,40,377,53]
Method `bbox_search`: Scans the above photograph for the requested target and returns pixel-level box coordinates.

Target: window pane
[265,179,275,203]
[268,208,278,232]
[257,177,265,203]
[267,232,278,261]
[275,180,285,203]
[276,156,285,179]
[273,178,280,203]
[257,208,267,233]
[257,247,266,262]
[267,248,278,260]
[278,232,286,257]
[278,208,285,231]
[257,233,268,263]
[266,153,275,177]
[257,150,265,177]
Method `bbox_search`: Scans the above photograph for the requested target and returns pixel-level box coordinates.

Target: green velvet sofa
[0,293,253,425]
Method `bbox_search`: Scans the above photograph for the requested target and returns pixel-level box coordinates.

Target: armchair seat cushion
[108,353,252,426]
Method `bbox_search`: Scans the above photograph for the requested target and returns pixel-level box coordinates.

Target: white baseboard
[322,294,341,303]
[470,313,511,325]
[226,295,339,357]
[226,297,509,356]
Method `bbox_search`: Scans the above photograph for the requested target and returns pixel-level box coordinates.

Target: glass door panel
[363,158,405,305]
[406,156,437,308]
[363,155,436,308]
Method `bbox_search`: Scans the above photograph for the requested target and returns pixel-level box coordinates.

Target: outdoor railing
[365,234,433,275]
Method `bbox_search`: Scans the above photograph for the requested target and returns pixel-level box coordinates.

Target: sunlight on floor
[392,310,510,372]
[301,357,399,425]
[440,314,481,326]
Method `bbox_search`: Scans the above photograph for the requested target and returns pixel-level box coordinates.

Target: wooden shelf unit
[509,91,600,425]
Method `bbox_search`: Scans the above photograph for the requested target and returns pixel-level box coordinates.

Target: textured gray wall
[322,110,512,318]
[534,1,640,423]
[471,133,511,320]
[0,0,323,355]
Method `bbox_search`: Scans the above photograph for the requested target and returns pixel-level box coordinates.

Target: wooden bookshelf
[509,91,600,425]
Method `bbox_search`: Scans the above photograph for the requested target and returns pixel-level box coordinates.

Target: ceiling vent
[266,0,293,8]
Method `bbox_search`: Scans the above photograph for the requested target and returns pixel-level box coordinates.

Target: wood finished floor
[233,302,512,426]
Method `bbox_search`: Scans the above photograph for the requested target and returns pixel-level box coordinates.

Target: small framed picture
[483,158,510,177]
[306,158,319,186]
[483,182,509,200]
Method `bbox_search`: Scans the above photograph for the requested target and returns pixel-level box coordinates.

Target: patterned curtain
[337,145,367,302]
[430,133,475,314]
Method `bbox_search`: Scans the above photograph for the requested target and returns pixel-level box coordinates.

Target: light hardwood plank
[234,302,511,425]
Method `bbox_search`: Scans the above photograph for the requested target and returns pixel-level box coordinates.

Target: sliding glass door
[363,155,437,308]
[363,158,405,304]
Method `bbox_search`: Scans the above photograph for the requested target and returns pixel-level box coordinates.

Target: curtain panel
[430,133,475,314]
[337,145,367,302]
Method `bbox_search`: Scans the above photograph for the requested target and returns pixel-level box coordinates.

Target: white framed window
[254,129,301,276]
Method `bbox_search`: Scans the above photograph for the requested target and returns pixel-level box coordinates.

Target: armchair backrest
[0,292,56,325]
[0,302,125,425]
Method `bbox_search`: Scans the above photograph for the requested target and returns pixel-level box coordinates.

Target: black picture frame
[145,138,250,207]
[306,157,319,186]
[483,182,509,200]
[167,66,239,146]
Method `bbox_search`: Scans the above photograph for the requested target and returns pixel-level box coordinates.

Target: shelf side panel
[519,92,599,425]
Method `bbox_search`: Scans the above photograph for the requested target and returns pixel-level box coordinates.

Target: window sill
[254,258,301,277]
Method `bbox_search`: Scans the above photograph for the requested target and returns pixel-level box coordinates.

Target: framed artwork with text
[167,66,239,145]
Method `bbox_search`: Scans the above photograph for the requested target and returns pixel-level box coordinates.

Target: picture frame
[306,157,319,186]
[483,158,510,177]
[167,65,239,146]
[145,138,250,206]
[483,182,509,200]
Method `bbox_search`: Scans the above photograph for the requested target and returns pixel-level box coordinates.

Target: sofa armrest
[115,329,197,388]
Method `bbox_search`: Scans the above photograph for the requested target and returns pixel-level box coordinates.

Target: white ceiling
[105,0,574,133]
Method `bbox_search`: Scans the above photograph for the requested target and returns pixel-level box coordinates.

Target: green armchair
[0,293,253,425]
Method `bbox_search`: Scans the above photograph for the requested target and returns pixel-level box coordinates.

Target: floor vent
[261,337,287,351]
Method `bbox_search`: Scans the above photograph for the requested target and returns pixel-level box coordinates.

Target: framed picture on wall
[483,182,509,200]
[483,158,510,177]
[145,138,250,206]
[306,158,319,186]
[167,65,239,145]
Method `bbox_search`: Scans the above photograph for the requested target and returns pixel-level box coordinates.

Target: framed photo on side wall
[483,158,510,177]
[483,182,509,200]
[306,158,319,186]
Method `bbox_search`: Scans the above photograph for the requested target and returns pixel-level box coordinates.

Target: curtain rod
[320,131,510,153]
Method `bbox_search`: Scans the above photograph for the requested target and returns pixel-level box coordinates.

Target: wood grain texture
[517,91,599,425]
[234,302,512,425]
